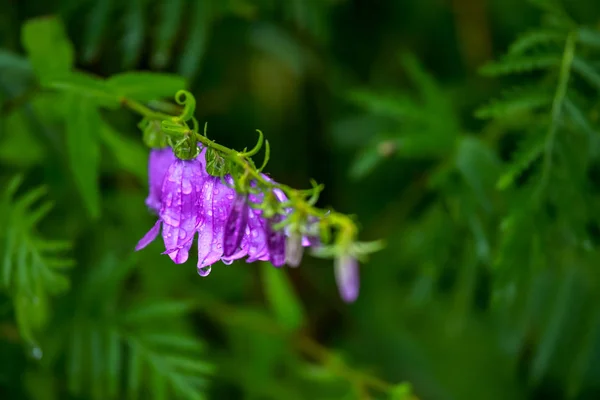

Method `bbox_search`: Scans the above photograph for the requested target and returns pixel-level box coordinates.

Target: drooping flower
[145,147,177,213]
[334,254,359,303]
[136,155,206,264]
[195,175,237,275]
[223,192,249,258]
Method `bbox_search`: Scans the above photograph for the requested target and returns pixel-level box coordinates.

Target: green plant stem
[195,295,401,397]
[121,95,358,243]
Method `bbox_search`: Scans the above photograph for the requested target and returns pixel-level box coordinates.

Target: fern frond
[479,55,560,76]
[346,89,422,121]
[0,175,73,297]
[497,131,546,190]
[508,29,565,55]
[572,56,600,92]
[66,299,213,400]
[475,86,553,119]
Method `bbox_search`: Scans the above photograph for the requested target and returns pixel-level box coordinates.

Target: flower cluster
[132,90,382,303]
[136,146,313,276]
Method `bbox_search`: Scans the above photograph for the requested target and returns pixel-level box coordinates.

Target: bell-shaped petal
[160,157,205,264]
[265,214,286,267]
[223,193,249,257]
[196,176,236,269]
[285,233,304,267]
[334,254,359,303]
[135,220,162,251]
[145,147,177,213]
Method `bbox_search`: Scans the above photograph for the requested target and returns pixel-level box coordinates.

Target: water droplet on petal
[198,265,212,276]
[222,259,233,265]
[179,230,187,239]
[182,180,192,194]
[213,189,220,195]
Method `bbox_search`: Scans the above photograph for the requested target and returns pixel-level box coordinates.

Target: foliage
[3,0,600,399]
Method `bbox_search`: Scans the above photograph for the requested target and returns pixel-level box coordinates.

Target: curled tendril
[239,129,264,158]
[307,179,324,206]
[190,117,199,133]
[203,122,209,137]
[259,140,271,172]
[174,90,196,122]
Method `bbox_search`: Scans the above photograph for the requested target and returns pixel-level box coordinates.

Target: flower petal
[266,215,286,267]
[334,255,360,303]
[223,193,249,257]
[145,148,176,213]
[160,158,205,260]
[197,177,235,268]
[135,220,161,251]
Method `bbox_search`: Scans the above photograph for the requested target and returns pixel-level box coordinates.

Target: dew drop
[213,189,220,195]
[179,230,187,239]
[198,265,212,276]
[182,180,192,194]
[29,346,43,360]
[222,259,233,265]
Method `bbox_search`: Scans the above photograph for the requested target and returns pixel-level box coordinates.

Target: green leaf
[152,0,185,69]
[121,0,146,69]
[47,72,119,108]
[475,86,553,119]
[497,133,545,190]
[388,382,414,400]
[21,16,74,83]
[106,72,187,102]
[100,123,148,182]
[82,0,113,63]
[455,136,501,211]
[479,55,560,76]
[508,29,565,55]
[261,262,305,332]
[65,95,102,219]
[178,0,212,78]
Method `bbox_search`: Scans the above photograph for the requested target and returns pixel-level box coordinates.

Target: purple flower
[145,147,177,214]
[334,254,359,303]
[223,193,249,258]
[136,156,205,264]
[265,213,286,267]
[196,175,237,275]
[137,149,314,272]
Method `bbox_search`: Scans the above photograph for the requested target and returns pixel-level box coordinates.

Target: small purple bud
[223,193,249,258]
[285,233,304,267]
[334,254,359,303]
[266,214,286,267]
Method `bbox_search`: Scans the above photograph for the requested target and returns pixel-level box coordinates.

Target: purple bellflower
[145,147,177,214]
[136,148,314,275]
[136,152,205,264]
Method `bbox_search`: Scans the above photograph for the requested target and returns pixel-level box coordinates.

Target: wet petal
[223,193,249,257]
[334,255,360,303]
[162,224,194,264]
[266,215,286,267]
[197,177,235,268]
[160,158,204,258]
[145,148,177,213]
[135,220,161,251]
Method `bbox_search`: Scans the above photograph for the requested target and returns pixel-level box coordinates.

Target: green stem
[122,96,358,244]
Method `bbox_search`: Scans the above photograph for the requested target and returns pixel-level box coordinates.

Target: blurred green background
[3,0,600,399]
